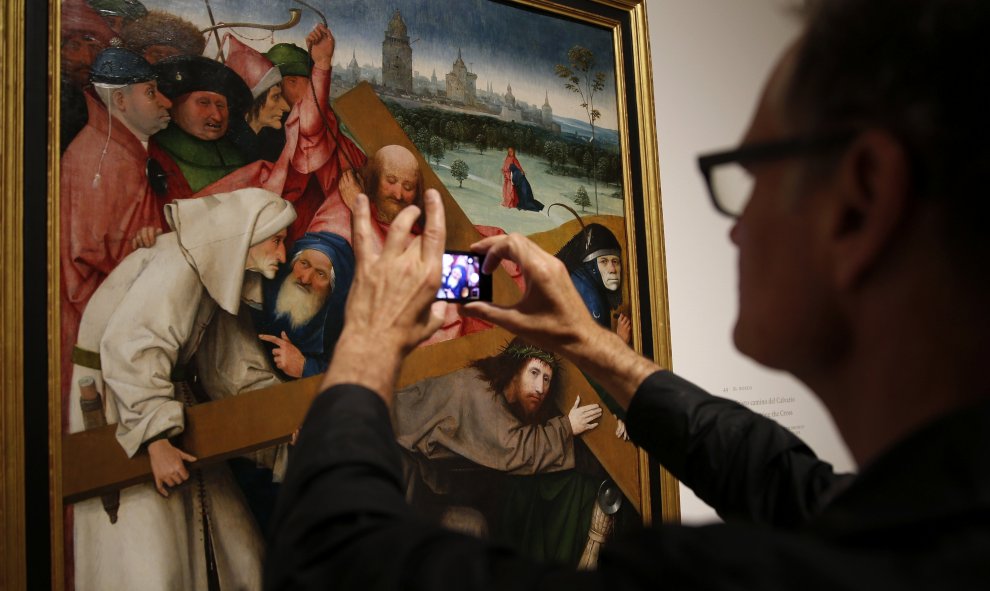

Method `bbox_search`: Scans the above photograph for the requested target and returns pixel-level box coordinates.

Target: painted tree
[475,133,487,155]
[574,185,591,212]
[429,135,445,166]
[415,128,431,154]
[450,159,469,187]
[556,45,606,214]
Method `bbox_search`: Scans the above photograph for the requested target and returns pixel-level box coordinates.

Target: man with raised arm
[266,1,990,588]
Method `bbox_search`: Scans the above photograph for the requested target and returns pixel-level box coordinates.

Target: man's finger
[461,302,529,334]
[415,300,447,343]
[350,193,377,261]
[178,449,198,463]
[572,396,581,410]
[258,334,286,346]
[420,189,446,263]
[469,235,510,274]
[381,204,422,257]
[155,478,168,497]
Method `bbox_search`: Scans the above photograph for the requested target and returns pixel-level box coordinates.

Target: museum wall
[647,0,855,523]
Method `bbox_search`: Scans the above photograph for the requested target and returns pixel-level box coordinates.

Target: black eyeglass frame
[697,130,857,218]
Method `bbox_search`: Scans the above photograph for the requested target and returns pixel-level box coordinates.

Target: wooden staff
[78,377,120,524]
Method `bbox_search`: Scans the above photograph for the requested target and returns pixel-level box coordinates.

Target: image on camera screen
[438,253,483,301]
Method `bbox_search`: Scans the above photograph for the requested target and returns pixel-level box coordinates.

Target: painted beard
[274,277,328,329]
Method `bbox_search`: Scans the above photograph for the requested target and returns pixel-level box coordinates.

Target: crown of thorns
[500,342,559,369]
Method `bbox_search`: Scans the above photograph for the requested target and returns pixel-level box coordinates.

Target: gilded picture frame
[0,0,675,588]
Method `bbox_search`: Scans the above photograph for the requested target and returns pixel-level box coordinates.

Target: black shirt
[265,371,990,590]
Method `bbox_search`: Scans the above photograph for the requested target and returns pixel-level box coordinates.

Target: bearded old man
[191,232,353,534]
[67,188,295,591]
[252,231,354,380]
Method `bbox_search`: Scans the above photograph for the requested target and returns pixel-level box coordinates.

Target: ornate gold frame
[1,0,26,588]
[0,0,676,587]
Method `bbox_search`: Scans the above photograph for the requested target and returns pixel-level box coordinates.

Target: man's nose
[298,267,312,284]
[276,244,287,263]
[159,94,173,110]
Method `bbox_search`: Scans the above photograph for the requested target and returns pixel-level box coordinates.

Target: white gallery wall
[645,0,855,523]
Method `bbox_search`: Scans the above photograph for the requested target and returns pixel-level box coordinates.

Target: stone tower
[504,83,516,108]
[382,9,413,93]
[348,50,361,86]
[445,48,477,105]
[542,90,553,126]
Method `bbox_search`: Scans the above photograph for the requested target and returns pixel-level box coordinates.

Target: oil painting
[53,0,665,588]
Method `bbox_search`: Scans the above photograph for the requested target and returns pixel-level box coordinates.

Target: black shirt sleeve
[626,371,850,528]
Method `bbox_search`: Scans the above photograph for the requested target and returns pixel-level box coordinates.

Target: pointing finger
[420,189,446,264]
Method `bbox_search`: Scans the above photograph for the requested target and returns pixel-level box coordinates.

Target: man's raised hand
[320,189,447,401]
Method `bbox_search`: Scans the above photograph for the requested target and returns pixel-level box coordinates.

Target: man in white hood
[67,187,295,591]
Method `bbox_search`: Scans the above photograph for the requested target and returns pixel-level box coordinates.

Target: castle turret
[542,89,553,126]
[382,9,413,93]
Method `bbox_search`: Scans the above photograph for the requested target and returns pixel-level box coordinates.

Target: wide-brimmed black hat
[555,223,621,271]
[153,55,252,114]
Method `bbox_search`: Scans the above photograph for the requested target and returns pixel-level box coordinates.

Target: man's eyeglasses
[697,131,855,218]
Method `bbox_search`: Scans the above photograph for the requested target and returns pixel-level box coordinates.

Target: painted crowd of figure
[59,1,634,588]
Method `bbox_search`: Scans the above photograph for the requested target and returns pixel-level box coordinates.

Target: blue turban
[255,232,354,378]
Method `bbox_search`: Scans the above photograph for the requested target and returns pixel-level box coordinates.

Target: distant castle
[371,10,559,134]
[445,48,477,105]
[382,10,412,93]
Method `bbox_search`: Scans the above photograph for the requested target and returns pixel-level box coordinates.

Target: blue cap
[90,47,156,85]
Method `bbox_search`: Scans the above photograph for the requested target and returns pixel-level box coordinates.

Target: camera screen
[438,252,483,301]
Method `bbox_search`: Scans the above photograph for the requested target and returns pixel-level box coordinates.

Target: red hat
[223,34,282,99]
[61,0,115,46]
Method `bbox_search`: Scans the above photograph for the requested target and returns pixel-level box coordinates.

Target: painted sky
[133,0,620,129]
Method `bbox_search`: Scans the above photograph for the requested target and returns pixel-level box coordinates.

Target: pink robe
[60,91,166,425]
[501,154,523,208]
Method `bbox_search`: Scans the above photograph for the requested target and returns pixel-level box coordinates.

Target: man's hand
[320,189,447,402]
[131,226,163,250]
[462,233,659,411]
[615,417,629,441]
[568,396,602,436]
[259,331,306,378]
[307,23,335,71]
[463,233,603,356]
[615,313,632,345]
[338,169,363,211]
[148,438,197,497]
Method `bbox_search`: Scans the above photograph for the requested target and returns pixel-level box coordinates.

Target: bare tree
[556,46,606,214]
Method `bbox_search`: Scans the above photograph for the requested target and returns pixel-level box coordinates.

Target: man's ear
[826,130,912,290]
[111,88,128,113]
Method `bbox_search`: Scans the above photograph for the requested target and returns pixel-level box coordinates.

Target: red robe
[60,91,166,426]
[501,154,523,208]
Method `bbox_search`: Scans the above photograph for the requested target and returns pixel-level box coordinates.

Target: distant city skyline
[134,0,620,129]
